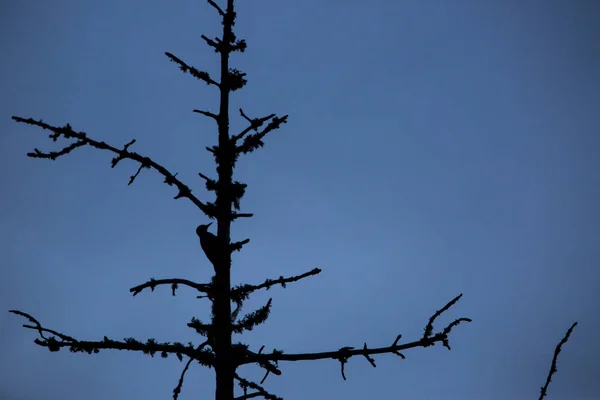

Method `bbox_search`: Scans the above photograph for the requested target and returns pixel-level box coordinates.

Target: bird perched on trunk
[196,222,221,271]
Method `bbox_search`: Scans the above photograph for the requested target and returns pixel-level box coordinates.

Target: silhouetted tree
[9,1,575,400]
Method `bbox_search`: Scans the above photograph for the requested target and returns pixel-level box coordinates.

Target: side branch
[9,310,215,365]
[538,322,578,400]
[172,341,210,400]
[232,212,254,220]
[243,295,471,380]
[129,278,212,297]
[231,238,250,252]
[193,109,219,121]
[165,52,220,87]
[231,108,276,143]
[234,373,282,400]
[246,332,456,364]
[207,0,225,16]
[228,268,322,300]
[235,114,289,155]
[11,117,213,216]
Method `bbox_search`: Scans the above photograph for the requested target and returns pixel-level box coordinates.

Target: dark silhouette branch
[231,109,276,143]
[9,310,214,364]
[173,341,209,400]
[232,299,272,334]
[198,172,218,193]
[235,373,282,400]
[229,268,322,300]
[11,117,213,215]
[230,238,250,252]
[173,356,195,400]
[165,52,220,87]
[194,109,219,121]
[231,343,281,377]
[207,0,225,16]
[242,294,470,380]
[538,322,578,400]
[232,212,253,220]
[201,34,222,52]
[129,278,213,297]
[423,293,465,348]
[235,115,289,155]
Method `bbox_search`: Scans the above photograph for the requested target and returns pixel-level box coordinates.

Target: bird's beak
[207,222,213,228]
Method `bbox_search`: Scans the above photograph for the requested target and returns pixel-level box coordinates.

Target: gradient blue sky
[1,1,599,399]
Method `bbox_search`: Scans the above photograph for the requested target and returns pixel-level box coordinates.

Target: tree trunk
[214,2,236,399]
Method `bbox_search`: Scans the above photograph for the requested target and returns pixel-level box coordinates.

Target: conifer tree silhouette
[9,1,576,400]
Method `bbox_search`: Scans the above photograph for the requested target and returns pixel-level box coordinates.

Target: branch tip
[538,322,578,400]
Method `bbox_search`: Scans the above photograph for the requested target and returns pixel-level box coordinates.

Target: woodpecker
[196,222,221,271]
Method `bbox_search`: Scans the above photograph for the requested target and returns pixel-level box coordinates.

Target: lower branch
[234,373,282,400]
[243,294,470,381]
[172,341,210,400]
[9,310,215,366]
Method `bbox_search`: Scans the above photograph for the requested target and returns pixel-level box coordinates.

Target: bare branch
[173,341,209,400]
[129,278,212,297]
[231,238,250,252]
[232,343,281,376]
[173,356,194,400]
[201,34,223,52]
[235,115,288,155]
[8,310,215,365]
[231,109,276,143]
[235,373,282,400]
[242,295,470,380]
[232,212,254,220]
[198,172,218,192]
[423,293,464,341]
[193,109,219,121]
[11,117,214,216]
[440,317,472,350]
[248,334,449,376]
[165,52,220,86]
[230,268,322,300]
[207,0,225,17]
[362,342,377,368]
[198,172,214,183]
[539,322,578,400]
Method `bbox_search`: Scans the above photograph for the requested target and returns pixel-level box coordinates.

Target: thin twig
[539,322,578,400]
[129,278,212,297]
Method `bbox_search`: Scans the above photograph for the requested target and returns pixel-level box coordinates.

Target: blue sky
[1,0,599,399]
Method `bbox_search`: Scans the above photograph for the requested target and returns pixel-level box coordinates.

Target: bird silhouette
[196,223,221,271]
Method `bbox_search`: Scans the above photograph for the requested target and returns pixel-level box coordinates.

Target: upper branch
[207,0,225,17]
[234,113,288,155]
[193,109,219,121]
[9,310,215,366]
[165,52,220,87]
[129,278,213,297]
[11,117,214,216]
[231,109,275,142]
[228,268,322,301]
